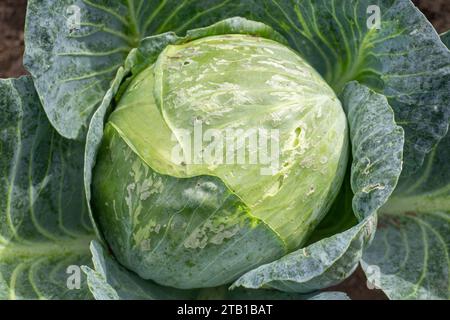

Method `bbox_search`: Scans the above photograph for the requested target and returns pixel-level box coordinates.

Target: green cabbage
[92,34,348,288]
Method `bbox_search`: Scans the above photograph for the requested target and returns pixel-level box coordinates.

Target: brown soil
[412,0,450,33]
[330,266,388,300]
[0,0,448,300]
[0,0,27,78]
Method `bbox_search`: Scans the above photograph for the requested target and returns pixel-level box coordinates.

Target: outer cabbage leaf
[0,77,95,299]
[82,241,348,300]
[343,82,404,220]
[361,33,450,300]
[442,31,450,47]
[362,130,450,299]
[82,241,196,300]
[25,0,133,140]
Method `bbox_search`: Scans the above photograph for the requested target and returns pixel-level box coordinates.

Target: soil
[0,0,27,78]
[412,0,450,33]
[0,0,448,300]
[329,266,387,300]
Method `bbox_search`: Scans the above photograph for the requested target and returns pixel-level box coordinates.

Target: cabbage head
[92,33,348,289]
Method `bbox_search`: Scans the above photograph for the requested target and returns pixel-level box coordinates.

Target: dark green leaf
[0,77,94,299]
[361,30,450,300]
[441,31,450,47]
[83,241,197,299]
